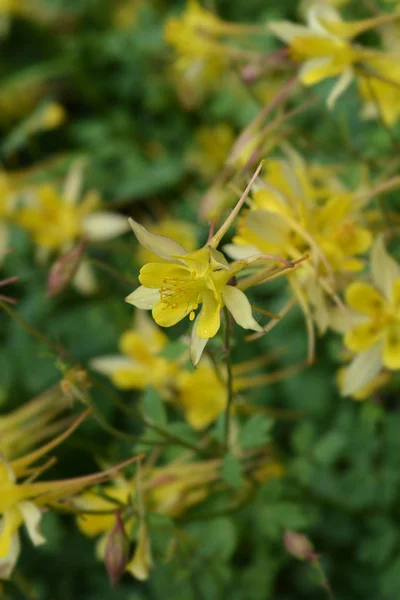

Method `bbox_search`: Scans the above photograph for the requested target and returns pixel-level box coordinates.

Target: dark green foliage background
[1,1,400,599]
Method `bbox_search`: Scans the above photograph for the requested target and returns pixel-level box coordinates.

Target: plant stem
[223,307,234,453]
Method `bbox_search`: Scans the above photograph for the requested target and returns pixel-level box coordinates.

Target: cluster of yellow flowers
[2,0,400,589]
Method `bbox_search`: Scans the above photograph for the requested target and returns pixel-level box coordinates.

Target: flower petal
[223,244,259,260]
[139,263,191,289]
[190,325,209,366]
[300,57,343,86]
[383,323,400,370]
[0,527,20,579]
[345,282,384,316]
[222,286,262,332]
[196,289,221,339]
[125,286,160,309]
[327,68,353,109]
[268,20,312,43]
[90,355,134,376]
[371,235,400,299]
[344,321,383,353]
[72,260,98,295]
[129,218,187,260]
[83,213,130,241]
[19,502,45,547]
[340,344,383,396]
[152,298,191,328]
[245,210,290,246]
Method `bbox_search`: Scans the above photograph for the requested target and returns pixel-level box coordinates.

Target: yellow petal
[152,298,191,328]
[0,508,21,559]
[383,324,400,370]
[196,289,221,338]
[344,320,383,353]
[300,56,346,85]
[391,279,400,310]
[345,282,384,316]
[126,522,153,581]
[139,263,191,289]
[327,68,353,108]
[112,369,147,390]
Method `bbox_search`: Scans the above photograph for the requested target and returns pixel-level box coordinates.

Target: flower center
[159,270,204,320]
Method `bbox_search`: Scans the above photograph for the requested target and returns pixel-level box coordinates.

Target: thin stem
[223,307,234,453]
[311,558,335,600]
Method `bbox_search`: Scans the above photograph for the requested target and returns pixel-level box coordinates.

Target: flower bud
[283,530,317,561]
[46,240,86,297]
[104,510,130,588]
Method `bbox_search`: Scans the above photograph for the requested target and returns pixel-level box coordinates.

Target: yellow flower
[225,156,371,335]
[340,236,400,396]
[189,123,235,180]
[91,312,178,396]
[75,460,219,579]
[126,218,263,363]
[0,385,70,460]
[176,360,227,430]
[17,162,129,252]
[269,5,399,108]
[358,57,400,126]
[0,412,139,579]
[165,1,226,81]
[136,219,197,265]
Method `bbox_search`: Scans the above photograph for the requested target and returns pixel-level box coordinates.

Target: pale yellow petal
[125,286,160,309]
[190,322,209,366]
[19,502,45,547]
[340,344,383,396]
[83,213,130,241]
[371,235,400,299]
[327,68,353,108]
[129,218,187,260]
[222,286,262,332]
[90,356,133,376]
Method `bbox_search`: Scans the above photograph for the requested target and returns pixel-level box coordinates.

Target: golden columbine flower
[0,385,70,460]
[340,236,400,396]
[189,123,235,180]
[225,154,371,336]
[75,460,220,580]
[0,411,140,579]
[17,174,128,253]
[125,214,267,363]
[176,359,227,430]
[164,0,227,104]
[269,5,400,111]
[90,312,179,396]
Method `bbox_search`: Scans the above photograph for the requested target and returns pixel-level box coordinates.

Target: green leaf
[143,386,167,426]
[221,453,244,489]
[239,415,274,450]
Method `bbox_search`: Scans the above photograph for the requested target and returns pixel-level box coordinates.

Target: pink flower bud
[46,240,86,298]
[283,530,317,561]
[104,510,130,588]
